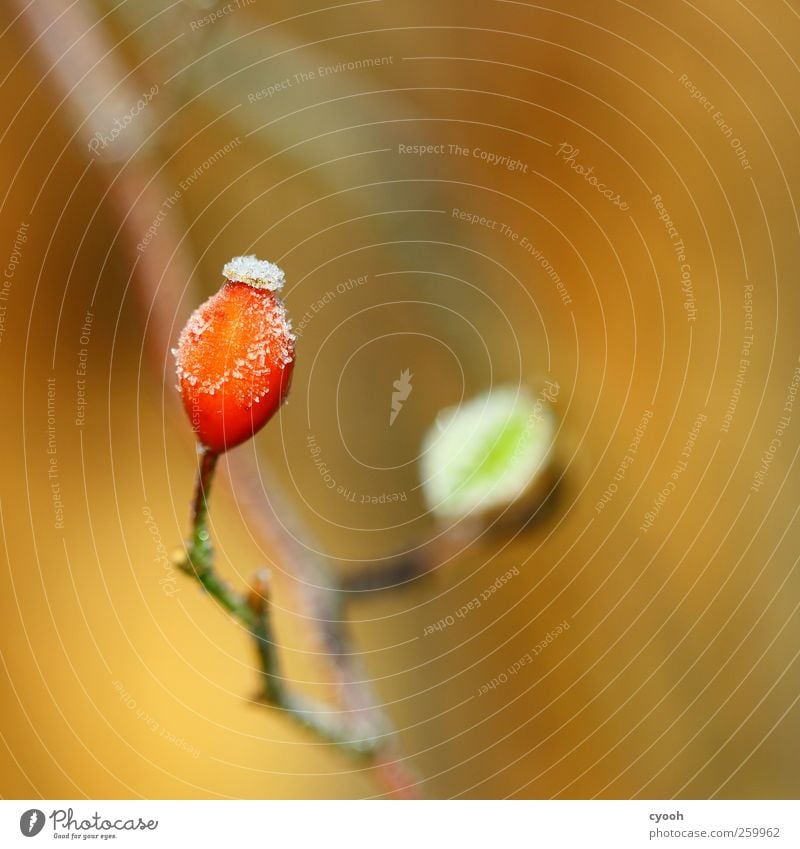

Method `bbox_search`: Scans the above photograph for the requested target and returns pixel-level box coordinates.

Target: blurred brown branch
[15,0,421,799]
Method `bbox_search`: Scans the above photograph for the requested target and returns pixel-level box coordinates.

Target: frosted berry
[174,256,295,453]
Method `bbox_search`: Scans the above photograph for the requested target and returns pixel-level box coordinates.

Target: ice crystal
[222,255,285,290]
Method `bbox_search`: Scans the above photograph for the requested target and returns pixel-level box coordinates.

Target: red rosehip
[174,256,295,453]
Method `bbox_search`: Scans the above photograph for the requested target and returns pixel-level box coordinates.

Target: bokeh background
[1,0,799,799]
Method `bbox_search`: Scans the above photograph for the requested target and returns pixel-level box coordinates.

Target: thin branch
[177,448,384,758]
[341,467,564,595]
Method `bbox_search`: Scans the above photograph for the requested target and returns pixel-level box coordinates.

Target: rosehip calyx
[174,255,295,453]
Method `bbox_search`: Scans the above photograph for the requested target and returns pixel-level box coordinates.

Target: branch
[176,448,383,757]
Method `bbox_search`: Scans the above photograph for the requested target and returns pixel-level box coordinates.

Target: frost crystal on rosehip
[173,255,295,453]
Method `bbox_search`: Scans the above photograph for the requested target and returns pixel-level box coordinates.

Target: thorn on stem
[247,568,272,617]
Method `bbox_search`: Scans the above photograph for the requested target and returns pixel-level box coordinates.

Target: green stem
[183,449,257,625]
[251,596,284,706]
[179,447,379,758]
